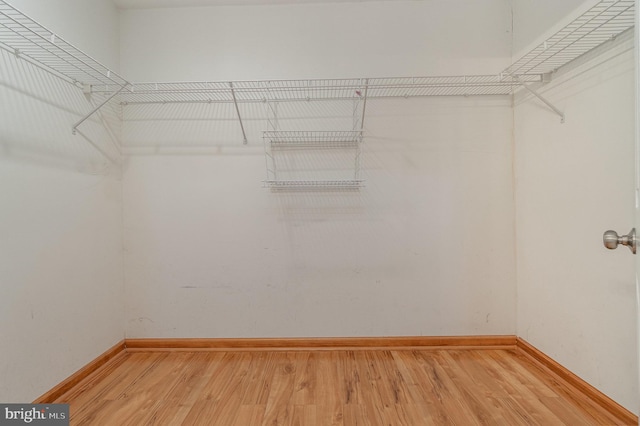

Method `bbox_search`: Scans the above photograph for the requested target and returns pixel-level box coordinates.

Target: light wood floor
[57,349,626,425]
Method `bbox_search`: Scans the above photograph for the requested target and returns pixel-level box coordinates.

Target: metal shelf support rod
[72,84,130,134]
[360,78,369,131]
[229,82,248,144]
[511,75,565,123]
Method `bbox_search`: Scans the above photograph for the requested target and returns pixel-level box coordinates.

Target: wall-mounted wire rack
[0,0,129,136]
[0,0,635,146]
[500,0,635,123]
[0,1,127,88]
[264,130,363,147]
[263,131,364,190]
[504,0,634,77]
[92,75,539,105]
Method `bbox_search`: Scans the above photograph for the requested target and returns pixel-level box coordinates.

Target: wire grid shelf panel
[98,79,369,104]
[365,75,540,97]
[263,131,364,189]
[504,0,635,76]
[94,75,541,105]
[254,78,366,102]
[264,180,364,189]
[0,0,127,88]
[116,81,236,104]
[263,130,363,147]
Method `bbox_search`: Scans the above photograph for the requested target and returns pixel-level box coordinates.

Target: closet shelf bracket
[72,83,130,135]
[359,78,369,131]
[511,75,565,123]
[229,82,248,144]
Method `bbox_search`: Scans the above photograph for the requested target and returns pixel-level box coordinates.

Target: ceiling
[113,0,391,8]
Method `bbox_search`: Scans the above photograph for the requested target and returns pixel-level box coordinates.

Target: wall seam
[510,0,520,338]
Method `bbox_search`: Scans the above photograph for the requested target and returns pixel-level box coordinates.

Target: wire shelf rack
[0,0,631,99]
[264,180,365,190]
[92,75,540,105]
[0,0,128,88]
[263,131,364,190]
[504,0,635,76]
[264,130,363,147]
[1,0,634,147]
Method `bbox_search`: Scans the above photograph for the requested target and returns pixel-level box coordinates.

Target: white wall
[513,29,638,413]
[0,0,123,402]
[511,0,597,59]
[119,0,512,81]
[122,97,516,338]
[119,0,517,338]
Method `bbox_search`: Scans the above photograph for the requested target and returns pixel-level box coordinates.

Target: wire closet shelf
[95,75,538,105]
[0,0,128,88]
[0,0,635,145]
[503,0,635,76]
[264,130,363,147]
[263,131,365,190]
[0,0,634,104]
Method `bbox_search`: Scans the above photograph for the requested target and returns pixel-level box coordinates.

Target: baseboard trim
[33,340,126,404]
[124,335,517,351]
[516,337,637,425]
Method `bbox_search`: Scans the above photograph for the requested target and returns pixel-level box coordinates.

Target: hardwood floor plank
[512,351,624,425]
[263,352,298,426]
[241,351,279,406]
[315,352,343,406]
[231,405,265,426]
[415,350,488,425]
[341,404,379,426]
[292,351,316,405]
[65,353,168,423]
[480,351,572,425]
[181,352,255,425]
[60,349,629,425]
[315,403,345,426]
[390,351,450,423]
[539,396,601,426]
[291,405,316,426]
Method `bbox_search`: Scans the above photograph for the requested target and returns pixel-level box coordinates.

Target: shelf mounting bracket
[360,78,369,131]
[72,83,131,134]
[511,75,565,123]
[229,82,248,145]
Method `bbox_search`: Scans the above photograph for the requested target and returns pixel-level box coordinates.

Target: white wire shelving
[0,0,633,106]
[1,0,633,128]
[264,130,363,147]
[92,75,538,105]
[265,180,365,190]
[504,0,634,76]
[0,0,129,136]
[0,1,127,88]
[263,131,364,190]
[0,0,635,156]
[501,0,635,123]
